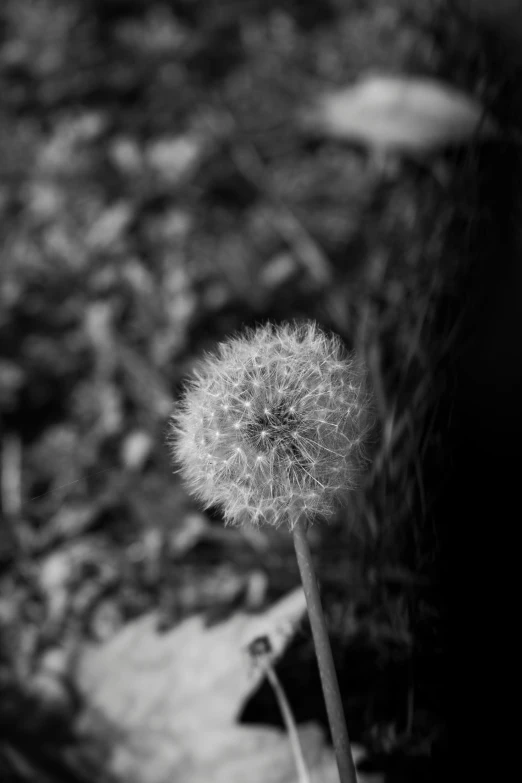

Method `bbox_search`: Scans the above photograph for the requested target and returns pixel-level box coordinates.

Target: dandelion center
[243,402,301,455]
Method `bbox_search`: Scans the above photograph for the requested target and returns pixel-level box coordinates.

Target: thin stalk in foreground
[292,516,357,783]
[265,663,311,783]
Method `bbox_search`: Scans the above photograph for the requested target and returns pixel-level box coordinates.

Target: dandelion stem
[292,516,357,783]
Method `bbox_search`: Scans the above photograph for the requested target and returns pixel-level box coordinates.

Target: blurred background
[1,1,521,781]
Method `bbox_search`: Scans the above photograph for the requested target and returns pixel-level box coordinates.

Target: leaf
[75,588,382,783]
[298,74,499,156]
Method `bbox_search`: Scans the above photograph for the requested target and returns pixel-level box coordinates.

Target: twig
[265,664,311,783]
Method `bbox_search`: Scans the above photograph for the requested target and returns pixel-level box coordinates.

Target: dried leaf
[76,589,380,783]
[299,74,499,156]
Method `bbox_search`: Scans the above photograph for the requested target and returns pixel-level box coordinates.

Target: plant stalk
[292,516,357,783]
[265,664,311,783]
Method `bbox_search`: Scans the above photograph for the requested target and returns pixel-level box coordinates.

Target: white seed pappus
[170,321,372,528]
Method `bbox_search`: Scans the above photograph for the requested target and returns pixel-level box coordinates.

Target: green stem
[292,516,357,783]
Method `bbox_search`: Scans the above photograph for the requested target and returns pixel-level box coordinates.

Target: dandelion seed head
[169,321,373,528]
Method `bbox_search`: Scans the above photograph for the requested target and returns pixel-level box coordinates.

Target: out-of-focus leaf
[86,202,134,251]
[145,135,206,185]
[120,430,153,472]
[76,588,378,783]
[299,74,499,156]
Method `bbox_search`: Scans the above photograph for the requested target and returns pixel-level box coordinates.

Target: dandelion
[170,320,372,529]
[169,320,373,783]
